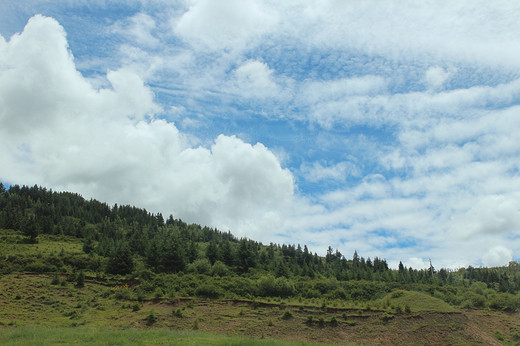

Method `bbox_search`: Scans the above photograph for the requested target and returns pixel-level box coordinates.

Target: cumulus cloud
[173,0,279,52]
[482,246,513,267]
[0,15,294,240]
[232,60,280,98]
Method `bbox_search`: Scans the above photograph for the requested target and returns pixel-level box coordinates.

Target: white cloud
[424,66,451,90]
[111,12,159,48]
[0,15,295,241]
[482,246,513,267]
[300,161,360,183]
[232,60,280,98]
[173,0,279,52]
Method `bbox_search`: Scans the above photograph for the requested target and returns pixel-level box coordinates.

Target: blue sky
[1,1,520,268]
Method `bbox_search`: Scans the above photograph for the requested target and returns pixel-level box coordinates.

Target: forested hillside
[1,182,519,311]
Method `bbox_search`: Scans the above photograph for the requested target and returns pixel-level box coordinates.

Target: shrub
[113,288,132,300]
[257,275,295,297]
[24,262,57,273]
[461,291,487,309]
[132,302,142,312]
[146,310,157,325]
[306,315,313,324]
[489,293,520,312]
[281,310,293,320]
[195,283,223,299]
[210,261,229,277]
[51,274,60,285]
[329,316,338,326]
[75,271,85,288]
[173,308,183,317]
[187,259,211,275]
[380,312,394,322]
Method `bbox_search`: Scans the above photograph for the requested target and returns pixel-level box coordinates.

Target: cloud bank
[0,15,294,241]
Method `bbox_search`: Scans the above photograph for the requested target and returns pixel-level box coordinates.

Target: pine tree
[107,242,134,275]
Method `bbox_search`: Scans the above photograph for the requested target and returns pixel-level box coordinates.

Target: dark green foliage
[488,293,520,312]
[210,261,229,277]
[82,237,95,254]
[194,283,223,299]
[51,274,60,285]
[257,275,295,297]
[146,310,157,325]
[107,243,134,275]
[75,270,85,288]
[329,316,338,326]
[281,310,293,320]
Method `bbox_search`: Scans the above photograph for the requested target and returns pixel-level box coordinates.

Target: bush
[281,310,293,320]
[24,261,57,273]
[195,283,222,299]
[329,316,338,326]
[489,293,520,312]
[306,315,313,324]
[380,312,394,322]
[187,259,211,275]
[257,276,295,297]
[51,274,60,285]
[75,270,85,288]
[146,310,157,325]
[211,261,229,277]
[461,291,487,309]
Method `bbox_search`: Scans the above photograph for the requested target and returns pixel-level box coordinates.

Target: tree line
[0,182,519,295]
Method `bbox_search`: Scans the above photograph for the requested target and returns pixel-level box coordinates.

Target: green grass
[0,326,324,345]
[380,290,459,313]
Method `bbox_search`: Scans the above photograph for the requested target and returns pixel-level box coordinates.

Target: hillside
[1,183,520,344]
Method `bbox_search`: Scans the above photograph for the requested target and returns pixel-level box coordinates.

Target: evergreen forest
[1,182,519,314]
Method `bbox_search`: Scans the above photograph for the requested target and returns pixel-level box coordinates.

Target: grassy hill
[1,228,520,345]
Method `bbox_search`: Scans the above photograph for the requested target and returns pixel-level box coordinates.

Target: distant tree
[83,236,95,254]
[353,250,360,266]
[236,238,256,273]
[22,216,39,243]
[107,242,134,275]
[206,241,219,265]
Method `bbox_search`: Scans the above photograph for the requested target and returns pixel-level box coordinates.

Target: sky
[1,1,519,269]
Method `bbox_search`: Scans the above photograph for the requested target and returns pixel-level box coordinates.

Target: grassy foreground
[0,327,323,346]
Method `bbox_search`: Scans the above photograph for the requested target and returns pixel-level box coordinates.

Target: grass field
[0,327,330,346]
